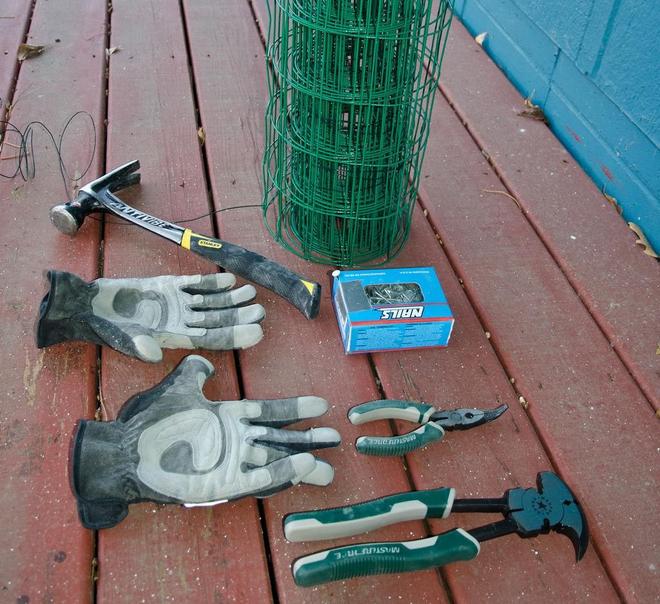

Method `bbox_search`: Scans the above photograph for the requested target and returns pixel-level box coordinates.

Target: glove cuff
[36,270,102,348]
[70,420,133,529]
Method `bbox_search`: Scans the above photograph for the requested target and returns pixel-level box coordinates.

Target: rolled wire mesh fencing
[263,0,453,266]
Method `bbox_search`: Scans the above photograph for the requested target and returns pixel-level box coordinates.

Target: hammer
[49,160,321,319]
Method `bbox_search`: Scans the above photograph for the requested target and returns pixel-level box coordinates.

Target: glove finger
[246,459,334,490]
[243,452,316,495]
[185,324,263,350]
[121,324,165,363]
[185,304,265,328]
[117,355,214,421]
[189,284,257,309]
[300,460,334,486]
[248,426,341,454]
[246,396,329,428]
[242,440,286,467]
[87,316,163,363]
[243,432,337,467]
[180,272,236,294]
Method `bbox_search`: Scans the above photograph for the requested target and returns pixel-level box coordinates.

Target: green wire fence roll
[263,0,453,266]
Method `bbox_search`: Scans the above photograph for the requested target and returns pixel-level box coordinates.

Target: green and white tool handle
[348,400,437,424]
[292,528,480,587]
[355,422,445,456]
[348,400,445,456]
[285,487,455,542]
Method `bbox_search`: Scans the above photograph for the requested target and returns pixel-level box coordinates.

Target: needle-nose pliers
[348,400,508,455]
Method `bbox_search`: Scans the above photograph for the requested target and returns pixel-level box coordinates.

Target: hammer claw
[537,471,589,561]
[80,159,140,196]
[109,171,141,193]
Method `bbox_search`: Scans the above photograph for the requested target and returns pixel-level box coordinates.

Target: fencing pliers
[284,471,589,587]
[348,400,508,455]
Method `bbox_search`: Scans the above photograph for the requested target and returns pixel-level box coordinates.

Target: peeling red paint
[567,127,582,143]
[601,164,614,181]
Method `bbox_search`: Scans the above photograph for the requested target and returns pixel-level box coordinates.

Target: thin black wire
[97,203,264,226]
[0,109,97,200]
[0,106,262,224]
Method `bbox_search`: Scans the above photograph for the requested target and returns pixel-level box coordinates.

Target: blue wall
[454,0,660,252]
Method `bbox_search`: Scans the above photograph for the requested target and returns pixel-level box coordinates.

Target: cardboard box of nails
[331,267,454,353]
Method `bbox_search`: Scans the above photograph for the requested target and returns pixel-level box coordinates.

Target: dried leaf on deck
[603,192,622,215]
[518,97,547,122]
[11,185,24,200]
[197,127,206,145]
[17,43,45,61]
[106,46,121,57]
[475,32,487,46]
[627,222,659,258]
[482,188,522,210]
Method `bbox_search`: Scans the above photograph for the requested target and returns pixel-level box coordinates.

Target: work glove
[36,270,265,362]
[71,355,341,529]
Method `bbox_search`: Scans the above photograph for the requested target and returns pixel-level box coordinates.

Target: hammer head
[508,471,589,561]
[49,160,141,235]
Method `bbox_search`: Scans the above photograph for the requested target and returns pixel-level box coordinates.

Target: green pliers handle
[349,400,445,456]
[292,529,480,587]
[355,423,445,456]
[348,400,437,424]
[284,487,455,542]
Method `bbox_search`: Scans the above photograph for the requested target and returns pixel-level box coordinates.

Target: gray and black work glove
[71,355,341,529]
[36,270,265,362]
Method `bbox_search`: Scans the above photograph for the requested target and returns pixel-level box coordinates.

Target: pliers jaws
[432,404,508,430]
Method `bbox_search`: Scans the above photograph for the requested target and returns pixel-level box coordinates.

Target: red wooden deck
[1,1,657,602]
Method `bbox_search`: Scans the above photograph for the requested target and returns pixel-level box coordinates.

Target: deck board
[440,22,660,410]
[418,87,658,601]
[96,1,272,601]
[0,1,106,602]
[0,1,31,117]
[372,209,619,602]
